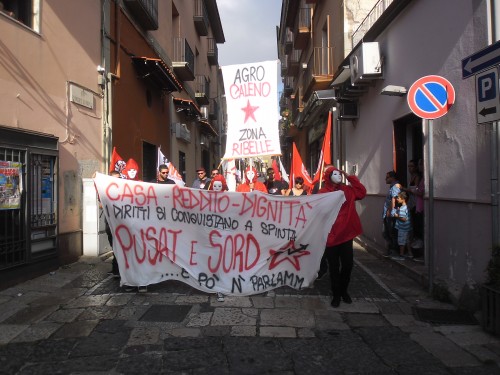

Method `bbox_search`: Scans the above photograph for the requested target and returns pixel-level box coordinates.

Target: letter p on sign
[479,72,495,101]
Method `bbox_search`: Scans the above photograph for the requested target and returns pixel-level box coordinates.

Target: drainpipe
[489,0,500,248]
[115,0,122,79]
[169,95,174,167]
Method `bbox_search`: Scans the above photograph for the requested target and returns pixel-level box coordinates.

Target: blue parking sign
[475,67,500,124]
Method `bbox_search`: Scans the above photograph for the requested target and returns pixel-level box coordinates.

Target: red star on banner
[241,100,259,123]
[268,241,310,271]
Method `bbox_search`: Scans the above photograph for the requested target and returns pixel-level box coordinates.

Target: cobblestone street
[1,243,499,374]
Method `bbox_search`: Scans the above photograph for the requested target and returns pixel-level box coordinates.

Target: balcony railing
[291,86,304,126]
[209,98,219,120]
[207,38,218,65]
[302,47,335,100]
[195,75,210,105]
[123,0,158,30]
[172,37,195,81]
[194,0,209,36]
[284,27,293,54]
[352,0,394,47]
[287,49,301,76]
[294,7,311,50]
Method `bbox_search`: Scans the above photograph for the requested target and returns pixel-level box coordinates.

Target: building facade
[278,0,378,170]
[280,0,500,305]
[0,0,225,288]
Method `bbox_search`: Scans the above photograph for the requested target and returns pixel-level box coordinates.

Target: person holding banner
[264,167,286,195]
[319,166,366,308]
[285,177,308,196]
[103,170,121,278]
[207,174,229,302]
[208,174,229,192]
[236,166,267,193]
[192,167,211,189]
[153,164,175,185]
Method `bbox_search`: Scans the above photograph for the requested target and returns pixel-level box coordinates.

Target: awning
[173,97,202,117]
[131,57,183,93]
[198,119,218,137]
[330,65,351,87]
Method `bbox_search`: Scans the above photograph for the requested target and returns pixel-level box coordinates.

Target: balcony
[293,7,311,50]
[287,49,301,76]
[209,99,219,120]
[283,76,294,97]
[207,38,218,65]
[194,0,209,36]
[123,0,158,30]
[352,0,394,47]
[172,37,195,81]
[302,47,335,101]
[279,93,291,112]
[281,58,288,76]
[195,75,210,106]
[291,86,304,127]
[284,28,293,54]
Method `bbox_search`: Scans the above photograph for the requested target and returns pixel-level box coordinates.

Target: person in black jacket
[264,167,286,195]
[153,164,176,184]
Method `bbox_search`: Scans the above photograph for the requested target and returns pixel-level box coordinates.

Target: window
[178,151,186,182]
[142,141,156,182]
[1,0,40,32]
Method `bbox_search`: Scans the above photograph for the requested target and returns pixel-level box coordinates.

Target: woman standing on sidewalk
[319,166,366,307]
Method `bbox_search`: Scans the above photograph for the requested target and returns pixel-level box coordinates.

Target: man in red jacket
[319,166,366,307]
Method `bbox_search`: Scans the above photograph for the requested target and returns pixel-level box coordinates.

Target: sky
[217,0,282,66]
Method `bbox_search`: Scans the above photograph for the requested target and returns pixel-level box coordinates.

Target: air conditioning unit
[338,102,359,120]
[349,42,382,85]
[173,123,191,143]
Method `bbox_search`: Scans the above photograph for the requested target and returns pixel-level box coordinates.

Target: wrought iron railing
[351,0,394,47]
[173,37,195,69]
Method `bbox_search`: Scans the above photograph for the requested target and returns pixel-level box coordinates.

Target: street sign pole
[426,119,434,294]
[407,76,454,295]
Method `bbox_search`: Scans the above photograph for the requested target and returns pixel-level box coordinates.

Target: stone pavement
[1,242,500,375]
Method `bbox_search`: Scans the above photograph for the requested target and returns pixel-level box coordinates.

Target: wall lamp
[380,85,407,96]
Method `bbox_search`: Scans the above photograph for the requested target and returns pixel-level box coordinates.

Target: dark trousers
[324,239,354,298]
[105,218,119,275]
[413,211,424,239]
[383,216,398,253]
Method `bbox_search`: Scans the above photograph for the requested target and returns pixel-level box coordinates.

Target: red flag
[271,159,282,181]
[109,147,126,177]
[312,111,332,184]
[290,142,313,189]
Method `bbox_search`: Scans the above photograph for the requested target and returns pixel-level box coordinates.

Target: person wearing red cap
[318,166,366,307]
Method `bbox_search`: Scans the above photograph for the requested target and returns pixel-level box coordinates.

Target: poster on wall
[0,161,22,210]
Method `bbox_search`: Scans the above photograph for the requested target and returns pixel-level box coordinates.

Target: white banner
[222,60,282,159]
[94,173,345,295]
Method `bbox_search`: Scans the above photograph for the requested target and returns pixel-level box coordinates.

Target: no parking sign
[407,75,455,119]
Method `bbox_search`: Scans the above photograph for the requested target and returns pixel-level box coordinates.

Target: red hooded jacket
[208,174,229,191]
[236,166,268,193]
[319,167,366,247]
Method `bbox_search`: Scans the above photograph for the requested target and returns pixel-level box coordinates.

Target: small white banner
[221,60,282,159]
